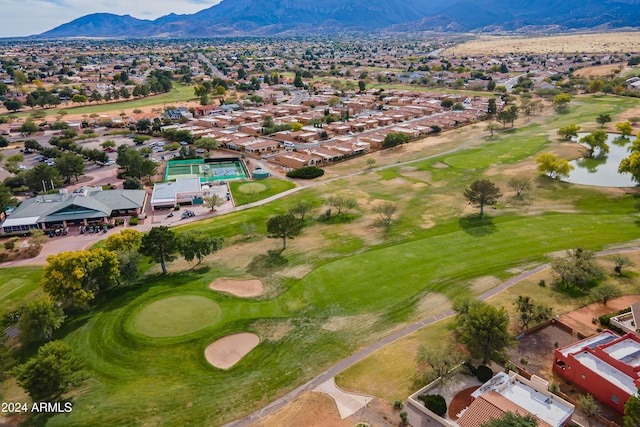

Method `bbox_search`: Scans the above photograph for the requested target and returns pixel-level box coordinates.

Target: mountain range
[38,0,640,38]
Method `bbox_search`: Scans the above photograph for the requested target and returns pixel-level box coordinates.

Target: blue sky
[0,0,220,38]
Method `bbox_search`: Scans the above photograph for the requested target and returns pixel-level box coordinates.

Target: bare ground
[445,32,640,55]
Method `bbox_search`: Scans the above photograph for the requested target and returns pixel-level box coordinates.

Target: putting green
[237,182,267,194]
[133,295,221,337]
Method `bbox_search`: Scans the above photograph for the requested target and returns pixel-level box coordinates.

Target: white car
[18,164,28,170]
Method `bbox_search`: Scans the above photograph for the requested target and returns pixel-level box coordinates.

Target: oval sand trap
[205,333,260,369]
[209,278,263,297]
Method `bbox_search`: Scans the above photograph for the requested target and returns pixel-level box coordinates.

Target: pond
[565,133,637,187]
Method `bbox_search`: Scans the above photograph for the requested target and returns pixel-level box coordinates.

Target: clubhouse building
[1,186,147,233]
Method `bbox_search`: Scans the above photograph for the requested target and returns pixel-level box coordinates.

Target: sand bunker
[205,333,260,369]
[209,278,263,297]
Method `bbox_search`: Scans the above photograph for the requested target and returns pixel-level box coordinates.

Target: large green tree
[580,130,609,158]
[383,132,411,148]
[551,248,605,290]
[55,152,85,182]
[463,179,502,218]
[105,229,143,253]
[456,301,512,363]
[139,226,177,274]
[14,340,85,402]
[18,119,40,135]
[178,231,223,264]
[195,137,218,153]
[41,249,119,309]
[24,164,64,192]
[18,296,66,343]
[266,214,304,250]
[536,153,574,180]
[557,124,580,141]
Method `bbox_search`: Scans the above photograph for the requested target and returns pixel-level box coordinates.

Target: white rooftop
[472,372,573,427]
[604,337,640,367]
[560,330,618,357]
[151,178,201,204]
[505,380,572,426]
[574,351,638,395]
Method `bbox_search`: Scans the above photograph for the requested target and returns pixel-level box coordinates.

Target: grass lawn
[3,93,640,426]
[0,266,44,314]
[132,295,221,338]
[8,82,195,118]
[229,178,297,206]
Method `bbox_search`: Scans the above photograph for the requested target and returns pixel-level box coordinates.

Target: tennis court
[165,158,248,182]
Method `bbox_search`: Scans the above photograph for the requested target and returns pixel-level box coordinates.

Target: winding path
[224,246,640,426]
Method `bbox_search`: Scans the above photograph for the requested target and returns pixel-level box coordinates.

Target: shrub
[128,217,138,226]
[3,237,19,251]
[123,177,143,190]
[417,394,447,416]
[400,411,408,425]
[476,365,494,382]
[462,360,477,376]
[286,166,325,179]
[393,400,404,410]
[598,314,611,326]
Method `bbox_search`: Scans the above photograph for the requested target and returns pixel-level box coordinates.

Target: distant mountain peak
[36,0,640,38]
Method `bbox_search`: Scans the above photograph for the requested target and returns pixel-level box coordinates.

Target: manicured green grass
[132,295,221,338]
[443,128,549,170]
[0,266,44,313]
[229,178,297,206]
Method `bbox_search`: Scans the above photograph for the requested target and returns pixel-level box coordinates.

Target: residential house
[553,329,640,414]
[456,372,574,427]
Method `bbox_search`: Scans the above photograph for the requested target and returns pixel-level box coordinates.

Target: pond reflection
[566,133,637,187]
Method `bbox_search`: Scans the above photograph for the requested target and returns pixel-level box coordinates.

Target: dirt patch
[412,182,428,190]
[559,295,640,337]
[277,264,314,279]
[431,162,450,169]
[574,64,630,78]
[508,323,576,380]
[323,313,379,333]
[251,319,295,342]
[251,391,351,427]
[204,333,260,370]
[415,293,451,319]
[445,32,640,55]
[449,386,480,420]
[421,214,436,229]
[209,278,263,297]
[470,276,502,295]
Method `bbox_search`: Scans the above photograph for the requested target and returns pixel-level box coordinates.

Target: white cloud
[0,0,221,37]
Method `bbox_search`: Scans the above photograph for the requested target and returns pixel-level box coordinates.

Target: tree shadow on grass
[458,214,497,237]
[246,250,288,277]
